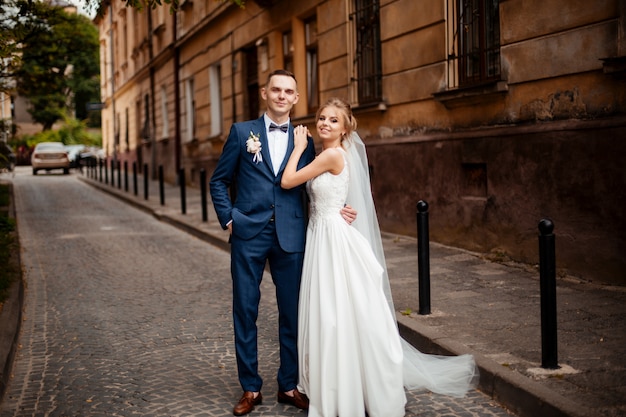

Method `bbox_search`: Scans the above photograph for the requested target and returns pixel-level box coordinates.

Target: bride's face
[316,106,346,144]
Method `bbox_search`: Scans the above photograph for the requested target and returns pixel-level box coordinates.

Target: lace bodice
[306,151,349,223]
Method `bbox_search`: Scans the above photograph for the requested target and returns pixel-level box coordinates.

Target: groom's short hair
[266,69,296,86]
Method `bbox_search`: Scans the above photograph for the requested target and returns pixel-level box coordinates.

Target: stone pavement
[3,169,625,417]
[0,171,512,417]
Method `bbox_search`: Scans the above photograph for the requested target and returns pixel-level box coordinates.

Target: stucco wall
[366,118,626,285]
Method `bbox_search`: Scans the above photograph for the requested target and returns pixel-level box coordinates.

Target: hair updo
[316,97,358,143]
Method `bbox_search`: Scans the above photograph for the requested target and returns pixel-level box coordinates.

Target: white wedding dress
[297,145,479,417]
[297,149,407,417]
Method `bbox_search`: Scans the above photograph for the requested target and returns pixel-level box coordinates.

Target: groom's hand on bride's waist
[341,204,357,225]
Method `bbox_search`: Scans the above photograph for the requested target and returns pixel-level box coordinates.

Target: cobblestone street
[0,169,514,416]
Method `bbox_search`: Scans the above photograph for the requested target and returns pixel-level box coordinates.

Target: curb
[397,316,593,417]
[0,279,23,402]
[0,181,23,402]
[81,176,594,417]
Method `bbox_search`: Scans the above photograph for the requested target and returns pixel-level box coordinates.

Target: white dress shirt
[264,114,289,175]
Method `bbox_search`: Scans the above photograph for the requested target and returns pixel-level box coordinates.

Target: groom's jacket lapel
[255,119,275,176]
[276,124,294,176]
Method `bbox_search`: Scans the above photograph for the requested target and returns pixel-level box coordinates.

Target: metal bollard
[417,200,431,315]
[158,165,165,206]
[99,159,103,182]
[110,159,115,186]
[539,218,559,369]
[104,159,108,184]
[200,169,208,222]
[143,163,149,200]
[132,162,138,196]
[179,168,186,215]
[124,161,129,192]
[117,160,122,189]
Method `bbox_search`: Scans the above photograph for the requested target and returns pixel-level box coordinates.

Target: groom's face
[262,74,299,121]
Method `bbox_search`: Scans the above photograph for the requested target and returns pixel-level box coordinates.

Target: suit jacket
[209,116,316,253]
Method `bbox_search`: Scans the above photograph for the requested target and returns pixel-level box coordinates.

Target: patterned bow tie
[269,123,288,133]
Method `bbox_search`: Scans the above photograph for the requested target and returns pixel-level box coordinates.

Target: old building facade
[96,0,625,285]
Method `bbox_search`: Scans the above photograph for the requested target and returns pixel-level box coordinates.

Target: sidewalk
[25,171,626,416]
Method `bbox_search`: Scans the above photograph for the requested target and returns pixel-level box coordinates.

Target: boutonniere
[246,131,262,164]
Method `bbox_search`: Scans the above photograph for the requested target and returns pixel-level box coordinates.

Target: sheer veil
[343,132,479,397]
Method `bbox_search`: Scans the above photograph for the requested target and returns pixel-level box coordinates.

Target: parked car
[77,146,104,169]
[31,142,70,175]
[65,144,86,169]
[0,142,16,173]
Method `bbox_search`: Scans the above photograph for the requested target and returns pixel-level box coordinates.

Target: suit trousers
[230,220,304,393]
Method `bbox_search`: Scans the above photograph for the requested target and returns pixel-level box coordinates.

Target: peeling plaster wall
[366,119,626,285]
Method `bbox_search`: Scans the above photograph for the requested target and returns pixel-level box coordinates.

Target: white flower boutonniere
[246,131,262,164]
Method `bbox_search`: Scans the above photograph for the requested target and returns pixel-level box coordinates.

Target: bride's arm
[281,125,343,189]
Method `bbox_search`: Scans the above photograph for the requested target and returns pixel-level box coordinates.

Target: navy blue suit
[209,116,315,393]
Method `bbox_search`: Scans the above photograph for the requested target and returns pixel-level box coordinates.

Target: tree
[81,0,246,17]
[123,0,247,12]
[0,1,21,96]
[13,1,100,130]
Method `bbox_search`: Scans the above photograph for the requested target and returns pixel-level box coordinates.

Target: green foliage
[0,1,22,94]
[0,184,9,207]
[0,212,14,233]
[19,116,101,148]
[97,0,246,15]
[0,183,18,304]
[11,1,100,130]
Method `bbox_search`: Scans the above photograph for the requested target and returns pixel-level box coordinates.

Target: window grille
[448,0,501,88]
[352,0,382,104]
[305,17,319,113]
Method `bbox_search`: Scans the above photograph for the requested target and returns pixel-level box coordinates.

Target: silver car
[31,142,70,175]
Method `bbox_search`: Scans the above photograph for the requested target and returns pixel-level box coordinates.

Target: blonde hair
[316,98,357,143]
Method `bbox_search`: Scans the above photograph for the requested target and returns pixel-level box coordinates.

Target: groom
[210,69,355,416]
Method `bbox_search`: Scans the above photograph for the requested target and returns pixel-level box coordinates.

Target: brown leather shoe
[233,391,262,416]
[277,389,309,410]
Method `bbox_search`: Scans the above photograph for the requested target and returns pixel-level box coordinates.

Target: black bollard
[539,218,559,369]
[110,159,115,186]
[132,162,138,196]
[104,159,108,184]
[124,161,129,192]
[143,163,149,200]
[99,159,103,182]
[179,168,186,215]
[417,200,431,315]
[159,165,165,206]
[200,169,208,222]
[117,160,122,189]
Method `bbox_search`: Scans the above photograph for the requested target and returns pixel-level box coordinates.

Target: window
[209,64,222,136]
[185,78,195,142]
[448,0,501,88]
[125,108,129,147]
[305,17,319,113]
[243,47,259,120]
[160,85,168,139]
[123,20,128,62]
[142,94,150,140]
[115,112,121,150]
[282,31,294,74]
[352,0,382,104]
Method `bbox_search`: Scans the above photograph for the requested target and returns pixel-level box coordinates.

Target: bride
[281,98,478,417]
